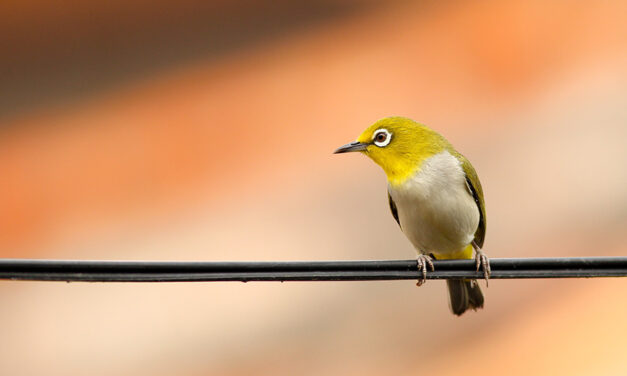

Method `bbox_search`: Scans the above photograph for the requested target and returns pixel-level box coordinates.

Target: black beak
[333,141,368,154]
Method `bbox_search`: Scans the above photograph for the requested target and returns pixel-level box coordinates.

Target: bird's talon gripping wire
[473,245,491,286]
[416,254,435,286]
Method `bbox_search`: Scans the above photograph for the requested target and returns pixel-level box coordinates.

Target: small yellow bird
[334,116,489,315]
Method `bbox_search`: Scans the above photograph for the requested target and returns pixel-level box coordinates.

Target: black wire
[1,257,626,282]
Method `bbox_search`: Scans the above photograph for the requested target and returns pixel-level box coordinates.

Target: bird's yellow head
[334,117,450,186]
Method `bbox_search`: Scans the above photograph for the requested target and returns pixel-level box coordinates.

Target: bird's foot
[415,254,435,287]
[473,245,491,285]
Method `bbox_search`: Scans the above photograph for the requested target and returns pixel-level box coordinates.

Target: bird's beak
[333,141,368,154]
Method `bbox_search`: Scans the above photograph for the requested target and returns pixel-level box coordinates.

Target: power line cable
[1,257,626,282]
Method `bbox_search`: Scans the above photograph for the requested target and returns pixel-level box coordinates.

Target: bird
[334,116,489,315]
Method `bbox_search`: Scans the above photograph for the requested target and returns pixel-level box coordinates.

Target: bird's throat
[383,159,422,187]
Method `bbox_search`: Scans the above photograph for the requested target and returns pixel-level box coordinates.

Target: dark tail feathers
[446,279,484,316]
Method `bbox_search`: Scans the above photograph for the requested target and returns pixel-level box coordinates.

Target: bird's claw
[416,254,435,286]
[473,247,491,286]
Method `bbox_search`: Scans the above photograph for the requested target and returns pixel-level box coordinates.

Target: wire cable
[1,257,626,282]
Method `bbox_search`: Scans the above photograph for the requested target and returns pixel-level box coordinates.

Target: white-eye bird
[334,116,489,316]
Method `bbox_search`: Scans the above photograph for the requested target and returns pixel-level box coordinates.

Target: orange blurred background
[1,0,626,375]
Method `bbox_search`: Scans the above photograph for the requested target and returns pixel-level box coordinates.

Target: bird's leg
[415,254,434,287]
[472,242,491,285]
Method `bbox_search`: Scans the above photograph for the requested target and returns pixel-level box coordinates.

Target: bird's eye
[373,129,391,147]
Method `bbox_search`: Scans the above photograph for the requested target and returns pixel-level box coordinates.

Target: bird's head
[334,117,449,186]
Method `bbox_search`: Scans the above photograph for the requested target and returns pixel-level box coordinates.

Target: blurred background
[1,0,626,375]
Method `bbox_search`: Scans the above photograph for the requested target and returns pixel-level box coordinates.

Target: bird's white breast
[388,151,479,255]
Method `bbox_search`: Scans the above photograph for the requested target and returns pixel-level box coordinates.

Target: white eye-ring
[373,129,392,147]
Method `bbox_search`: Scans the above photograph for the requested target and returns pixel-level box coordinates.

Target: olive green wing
[388,192,401,229]
[458,154,486,248]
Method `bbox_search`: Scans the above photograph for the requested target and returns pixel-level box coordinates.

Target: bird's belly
[390,170,479,256]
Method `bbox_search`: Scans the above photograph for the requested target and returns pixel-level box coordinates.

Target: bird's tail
[446,279,484,316]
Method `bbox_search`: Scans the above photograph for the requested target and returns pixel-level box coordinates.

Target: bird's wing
[458,154,487,248]
[388,191,401,229]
